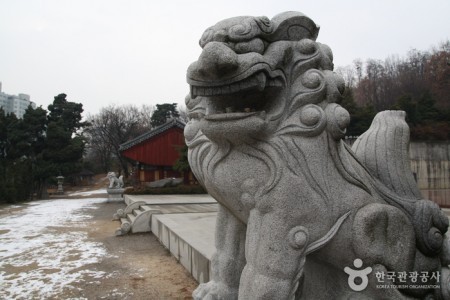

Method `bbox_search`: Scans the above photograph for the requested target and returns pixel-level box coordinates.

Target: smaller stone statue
[107,172,124,189]
[106,172,125,202]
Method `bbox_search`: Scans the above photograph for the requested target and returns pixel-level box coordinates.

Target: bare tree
[335,65,356,88]
[346,40,449,112]
[425,41,450,109]
[177,104,189,123]
[353,59,363,84]
[85,104,154,176]
[139,104,155,129]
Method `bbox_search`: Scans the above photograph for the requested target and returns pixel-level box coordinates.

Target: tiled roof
[119,118,185,151]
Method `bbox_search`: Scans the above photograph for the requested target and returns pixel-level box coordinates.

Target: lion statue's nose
[196,41,238,78]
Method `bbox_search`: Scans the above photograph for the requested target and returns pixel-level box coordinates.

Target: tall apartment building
[0,82,36,118]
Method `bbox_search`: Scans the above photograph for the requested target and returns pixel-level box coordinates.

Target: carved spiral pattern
[121,221,131,234]
[277,104,327,137]
[296,39,316,55]
[428,228,444,250]
[300,105,321,126]
[288,226,309,250]
[229,23,252,39]
[289,69,327,116]
[255,16,273,33]
[325,104,350,140]
[413,200,449,255]
[301,70,322,89]
[298,104,327,135]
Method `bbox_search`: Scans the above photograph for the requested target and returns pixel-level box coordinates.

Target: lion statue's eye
[234,38,265,54]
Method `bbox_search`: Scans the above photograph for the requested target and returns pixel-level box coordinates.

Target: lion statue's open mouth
[184,11,449,300]
[189,64,284,119]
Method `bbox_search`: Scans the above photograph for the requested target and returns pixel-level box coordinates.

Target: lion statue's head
[185,11,348,145]
[184,12,351,213]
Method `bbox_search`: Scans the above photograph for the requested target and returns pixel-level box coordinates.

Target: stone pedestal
[107,188,125,202]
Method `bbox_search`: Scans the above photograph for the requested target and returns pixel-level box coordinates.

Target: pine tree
[150,103,180,127]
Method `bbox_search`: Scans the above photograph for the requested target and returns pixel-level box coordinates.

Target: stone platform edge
[151,213,216,284]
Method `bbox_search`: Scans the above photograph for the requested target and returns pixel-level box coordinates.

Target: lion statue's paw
[193,281,238,300]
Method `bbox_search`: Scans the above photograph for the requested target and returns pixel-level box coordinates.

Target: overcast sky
[0,0,448,116]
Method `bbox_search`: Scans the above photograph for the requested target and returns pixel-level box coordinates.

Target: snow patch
[68,189,107,196]
[0,198,112,299]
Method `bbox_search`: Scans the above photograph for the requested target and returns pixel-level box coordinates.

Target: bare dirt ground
[61,200,198,300]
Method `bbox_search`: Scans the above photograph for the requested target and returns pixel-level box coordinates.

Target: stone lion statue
[184,11,449,299]
[107,172,124,189]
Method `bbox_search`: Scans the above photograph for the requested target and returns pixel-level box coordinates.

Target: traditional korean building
[119,118,194,185]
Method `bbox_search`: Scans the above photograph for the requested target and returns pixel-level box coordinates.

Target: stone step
[115,198,218,237]
[133,208,142,217]
[141,205,152,211]
[127,213,136,223]
[139,203,218,214]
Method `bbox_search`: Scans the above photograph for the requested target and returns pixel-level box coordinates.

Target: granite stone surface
[185,11,449,299]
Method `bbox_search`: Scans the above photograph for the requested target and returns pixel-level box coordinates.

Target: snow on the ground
[0,198,110,299]
[67,188,107,196]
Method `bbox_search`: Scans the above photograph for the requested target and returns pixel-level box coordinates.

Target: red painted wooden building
[119,118,193,184]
